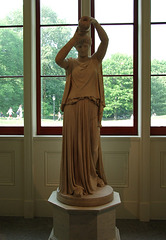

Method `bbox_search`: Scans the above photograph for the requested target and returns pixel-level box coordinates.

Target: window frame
[36,0,138,135]
[36,0,81,135]
[91,0,138,135]
[0,19,24,135]
[150,21,166,135]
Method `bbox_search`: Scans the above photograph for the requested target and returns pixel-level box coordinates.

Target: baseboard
[139,202,150,221]
[0,199,23,216]
[150,201,166,220]
[116,201,139,219]
[35,199,53,217]
[24,200,34,218]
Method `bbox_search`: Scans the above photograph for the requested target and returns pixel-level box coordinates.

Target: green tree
[151,59,166,75]
[40,7,77,119]
[151,76,166,116]
[0,78,23,117]
[151,59,166,116]
[1,9,23,26]
[102,54,133,119]
[0,15,23,116]
[0,29,23,76]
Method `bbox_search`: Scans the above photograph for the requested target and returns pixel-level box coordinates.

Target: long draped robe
[59,57,107,195]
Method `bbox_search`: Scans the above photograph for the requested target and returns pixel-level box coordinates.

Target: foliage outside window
[37,0,138,135]
[151,0,166,135]
[0,0,24,135]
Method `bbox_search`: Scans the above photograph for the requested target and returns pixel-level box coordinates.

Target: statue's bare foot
[97,177,105,187]
[73,187,84,197]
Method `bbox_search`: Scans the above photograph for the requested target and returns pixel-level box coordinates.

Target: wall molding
[151,201,166,220]
[0,199,23,216]
[103,151,129,188]
[0,151,15,186]
[44,151,61,187]
[160,152,166,188]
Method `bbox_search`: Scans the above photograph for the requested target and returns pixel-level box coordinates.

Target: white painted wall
[0,0,166,221]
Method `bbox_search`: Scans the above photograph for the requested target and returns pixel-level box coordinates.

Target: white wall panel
[44,151,61,187]
[33,138,62,216]
[103,152,129,187]
[151,139,166,219]
[0,151,15,186]
[101,138,140,219]
[160,152,166,188]
[0,138,24,216]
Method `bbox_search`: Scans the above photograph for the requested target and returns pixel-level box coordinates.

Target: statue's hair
[74,35,92,47]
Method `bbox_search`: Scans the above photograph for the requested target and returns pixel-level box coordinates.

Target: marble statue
[55,16,112,205]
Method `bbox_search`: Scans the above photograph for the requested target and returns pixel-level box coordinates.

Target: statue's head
[74,35,92,48]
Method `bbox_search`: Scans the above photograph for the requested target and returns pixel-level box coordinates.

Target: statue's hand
[90,17,98,26]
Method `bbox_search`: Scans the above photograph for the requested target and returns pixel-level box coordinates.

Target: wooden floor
[0,217,166,240]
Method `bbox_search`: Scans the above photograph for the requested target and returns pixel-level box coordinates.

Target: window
[92,0,138,135]
[36,0,81,134]
[37,0,138,135]
[151,0,166,135]
[0,0,24,135]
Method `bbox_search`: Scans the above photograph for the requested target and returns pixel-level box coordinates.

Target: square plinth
[48,191,121,240]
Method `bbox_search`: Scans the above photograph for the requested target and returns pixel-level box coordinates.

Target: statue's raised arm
[90,17,109,62]
[55,28,79,69]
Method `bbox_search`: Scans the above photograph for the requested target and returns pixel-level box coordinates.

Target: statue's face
[76,43,90,57]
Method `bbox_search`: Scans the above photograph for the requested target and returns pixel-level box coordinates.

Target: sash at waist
[65,96,100,107]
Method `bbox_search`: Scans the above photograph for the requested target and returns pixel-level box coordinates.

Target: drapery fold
[59,98,107,195]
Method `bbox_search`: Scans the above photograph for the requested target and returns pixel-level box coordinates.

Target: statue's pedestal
[48,191,121,240]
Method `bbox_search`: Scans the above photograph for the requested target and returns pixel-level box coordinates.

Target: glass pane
[151,76,166,126]
[41,26,77,76]
[151,25,166,67]
[102,76,133,126]
[41,77,66,126]
[0,78,24,126]
[40,0,78,25]
[97,25,133,75]
[151,0,166,22]
[0,0,23,26]
[0,28,23,76]
[151,59,166,75]
[95,0,133,23]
